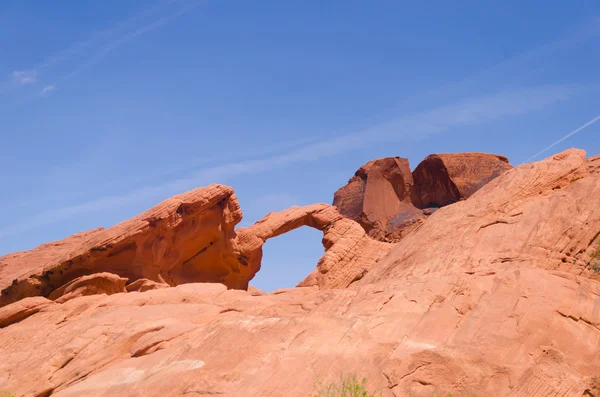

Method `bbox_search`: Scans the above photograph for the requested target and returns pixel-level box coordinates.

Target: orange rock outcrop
[1,187,391,306]
[333,152,512,241]
[0,185,245,306]
[0,149,599,397]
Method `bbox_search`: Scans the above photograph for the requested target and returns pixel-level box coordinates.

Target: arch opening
[249,227,324,293]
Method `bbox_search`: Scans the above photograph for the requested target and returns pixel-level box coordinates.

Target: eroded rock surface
[333,152,512,241]
[411,152,512,208]
[0,269,598,397]
[0,296,55,329]
[0,185,245,306]
[125,278,170,293]
[235,204,393,289]
[1,187,392,306]
[333,157,416,240]
[48,273,128,303]
[589,154,600,175]
[360,149,600,284]
[0,149,599,397]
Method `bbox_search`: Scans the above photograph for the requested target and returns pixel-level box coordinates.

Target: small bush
[591,240,600,274]
[0,391,16,397]
[409,390,477,397]
[312,374,381,397]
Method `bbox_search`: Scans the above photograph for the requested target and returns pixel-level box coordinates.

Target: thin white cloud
[1,0,200,103]
[35,0,179,72]
[51,0,204,85]
[12,70,37,85]
[527,113,600,161]
[40,85,55,96]
[0,84,578,239]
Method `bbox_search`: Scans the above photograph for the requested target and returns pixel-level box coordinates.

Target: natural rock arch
[235,204,393,290]
[0,188,391,307]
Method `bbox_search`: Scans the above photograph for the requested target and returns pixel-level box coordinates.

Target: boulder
[332,157,417,240]
[48,273,128,303]
[333,152,512,241]
[411,152,512,208]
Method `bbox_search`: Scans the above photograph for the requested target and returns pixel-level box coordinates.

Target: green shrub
[410,392,476,397]
[312,374,381,397]
[0,391,16,397]
[591,240,600,274]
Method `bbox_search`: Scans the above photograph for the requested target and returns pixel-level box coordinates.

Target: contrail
[35,0,179,72]
[0,0,201,108]
[2,0,175,89]
[527,113,600,162]
[51,0,204,85]
[3,0,195,89]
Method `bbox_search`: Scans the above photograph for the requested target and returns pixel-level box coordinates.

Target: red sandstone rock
[125,278,170,292]
[333,152,512,241]
[48,273,128,303]
[360,149,600,284]
[0,296,54,328]
[333,157,417,240]
[588,154,600,175]
[236,203,393,290]
[1,187,390,306]
[412,152,512,208]
[247,286,265,296]
[0,268,598,396]
[0,185,245,306]
[0,149,599,397]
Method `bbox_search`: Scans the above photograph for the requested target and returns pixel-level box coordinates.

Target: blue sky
[1,0,599,292]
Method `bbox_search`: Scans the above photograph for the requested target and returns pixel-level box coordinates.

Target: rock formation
[48,272,128,303]
[0,149,599,397]
[1,187,391,306]
[236,204,393,290]
[333,152,512,241]
[589,153,600,175]
[360,149,600,284]
[0,185,246,306]
[411,152,512,207]
[333,157,419,241]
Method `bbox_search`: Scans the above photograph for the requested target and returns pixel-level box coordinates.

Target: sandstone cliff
[0,149,599,397]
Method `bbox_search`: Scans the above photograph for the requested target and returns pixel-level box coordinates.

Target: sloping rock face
[333,152,512,241]
[0,149,599,397]
[0,185,246,306]
[0,270,598,397]
[589,154,600,175]
[360,149,600,284]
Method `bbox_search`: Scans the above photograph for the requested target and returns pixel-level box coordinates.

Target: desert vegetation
[591,239,600,274]
[311,374,476,397]
[312,374,381,397]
